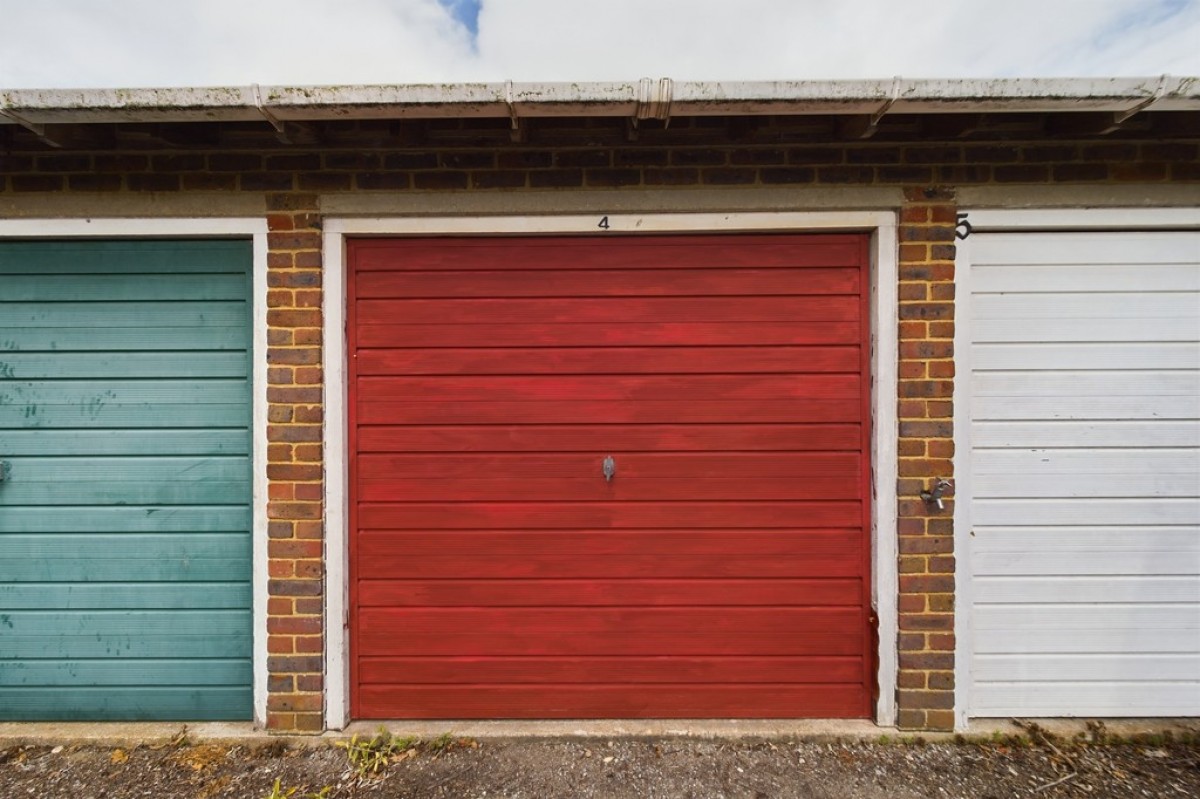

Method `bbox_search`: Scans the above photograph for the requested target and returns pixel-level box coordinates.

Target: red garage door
[348,234,874,719]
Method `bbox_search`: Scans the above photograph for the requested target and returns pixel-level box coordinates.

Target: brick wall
[895,188,958,730]
[263,192,326,733]
[2,117,1196,732]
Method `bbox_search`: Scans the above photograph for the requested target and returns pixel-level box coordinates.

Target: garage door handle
[602,456,616,483]
[0,461,10,482]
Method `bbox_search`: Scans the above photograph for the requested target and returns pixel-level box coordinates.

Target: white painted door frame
[952,207,1200,730]
[0,217,272,727]
[322,211,899,730]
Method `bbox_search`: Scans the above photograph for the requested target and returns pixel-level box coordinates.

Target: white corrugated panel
[968,229,1200,718]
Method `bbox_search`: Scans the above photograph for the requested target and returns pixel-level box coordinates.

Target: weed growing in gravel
[264,778,331,799]
[427,732,455,754]
[337,728,417,778]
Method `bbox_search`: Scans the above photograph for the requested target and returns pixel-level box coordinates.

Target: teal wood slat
[0,481,251,506]
[0,301,248,328]
[2,609,251,636]
[4,635,252,659]
[0,558,251,582]
[0,379,251,406]
[1,430,250,457]
[0,239,253,721]
[0,533,250,561]
[7,456,250,482]
[0,659,252,687]
[0,240,250,274]
[0,352,250,379]
[0,582,252,609]
[2,404,251,429]
[1,274,250,302]
[0,688,253,721]
[0,506,250,533]
[0,327,248,351]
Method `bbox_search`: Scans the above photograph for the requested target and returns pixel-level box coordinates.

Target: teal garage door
[0,240,254,720]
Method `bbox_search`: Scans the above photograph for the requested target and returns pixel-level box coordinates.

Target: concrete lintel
[957,183,1200,209]
[0,193,268,219]
[321,186,905,217]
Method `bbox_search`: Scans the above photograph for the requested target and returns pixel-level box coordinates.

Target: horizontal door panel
[1,429,249,457]
[0,559,251,582]
[356,267,860,298]
[0,351,249,379]
[359,656,864,685]
[0,687,253,721]
[0,302,248,328]
[351,236,864,271]
[970,231,1199,266]
[972,576,1200,604]
[971,499,1200,527]
[970,682,1200,718]
[0,482,252,506]
[971,342,1200,371]
[0,240,250,274]
[972,292,1200,320]
[0,659,251,687]
[356,322,861,348]
[972,317,1198,343]
[357,476,861,502]
[357,399,862,425]
[356,374,861,402]
[972,263,1200,293]
[972,473,1198,499]
[970,420,1200,449]
[1,273,248,302]
[356,452,860,479]
[0,582,252,610]
[356,554,863,580]
[357,423,862,453]
[972,653,1200,682]
[358,607,863,656]
[355,346,860,376]
[358,501,863,529]
[358,578,863,607]
[0,327,248,351]
[357,683,870,718]
[0,506,250,533]
[355,296,860,325]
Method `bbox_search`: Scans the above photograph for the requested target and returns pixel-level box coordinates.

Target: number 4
[597,216,610,230]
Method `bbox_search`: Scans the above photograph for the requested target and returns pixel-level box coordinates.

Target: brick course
[2,114,1196,733]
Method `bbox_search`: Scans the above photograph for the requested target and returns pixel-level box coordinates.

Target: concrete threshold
[1,718,1195,747]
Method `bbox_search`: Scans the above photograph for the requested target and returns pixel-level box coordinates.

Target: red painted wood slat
[356,423,864,453]
[355,346,862,375]
[347,234,873,720]
[357,578,864,607]
[356,267,860,298]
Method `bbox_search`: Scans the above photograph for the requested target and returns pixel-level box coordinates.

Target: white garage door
[964,226,1200,717]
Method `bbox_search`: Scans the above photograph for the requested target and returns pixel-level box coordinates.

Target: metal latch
[602,456,616,483]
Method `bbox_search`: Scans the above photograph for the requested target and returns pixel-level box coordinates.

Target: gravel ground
[2,727,1198,799]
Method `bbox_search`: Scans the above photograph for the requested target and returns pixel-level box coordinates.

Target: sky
[0,0,1197,89]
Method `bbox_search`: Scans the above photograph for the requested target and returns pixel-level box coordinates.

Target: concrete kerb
[1,718,1197,748]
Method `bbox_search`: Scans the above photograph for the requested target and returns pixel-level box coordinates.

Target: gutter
[0,76,1196,129]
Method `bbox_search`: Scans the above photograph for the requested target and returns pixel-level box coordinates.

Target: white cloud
[0,0,1196,88]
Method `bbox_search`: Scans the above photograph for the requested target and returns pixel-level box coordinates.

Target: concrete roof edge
[1,76,1197,125]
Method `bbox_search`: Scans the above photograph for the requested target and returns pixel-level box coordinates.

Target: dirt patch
[1,729,1197,798]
